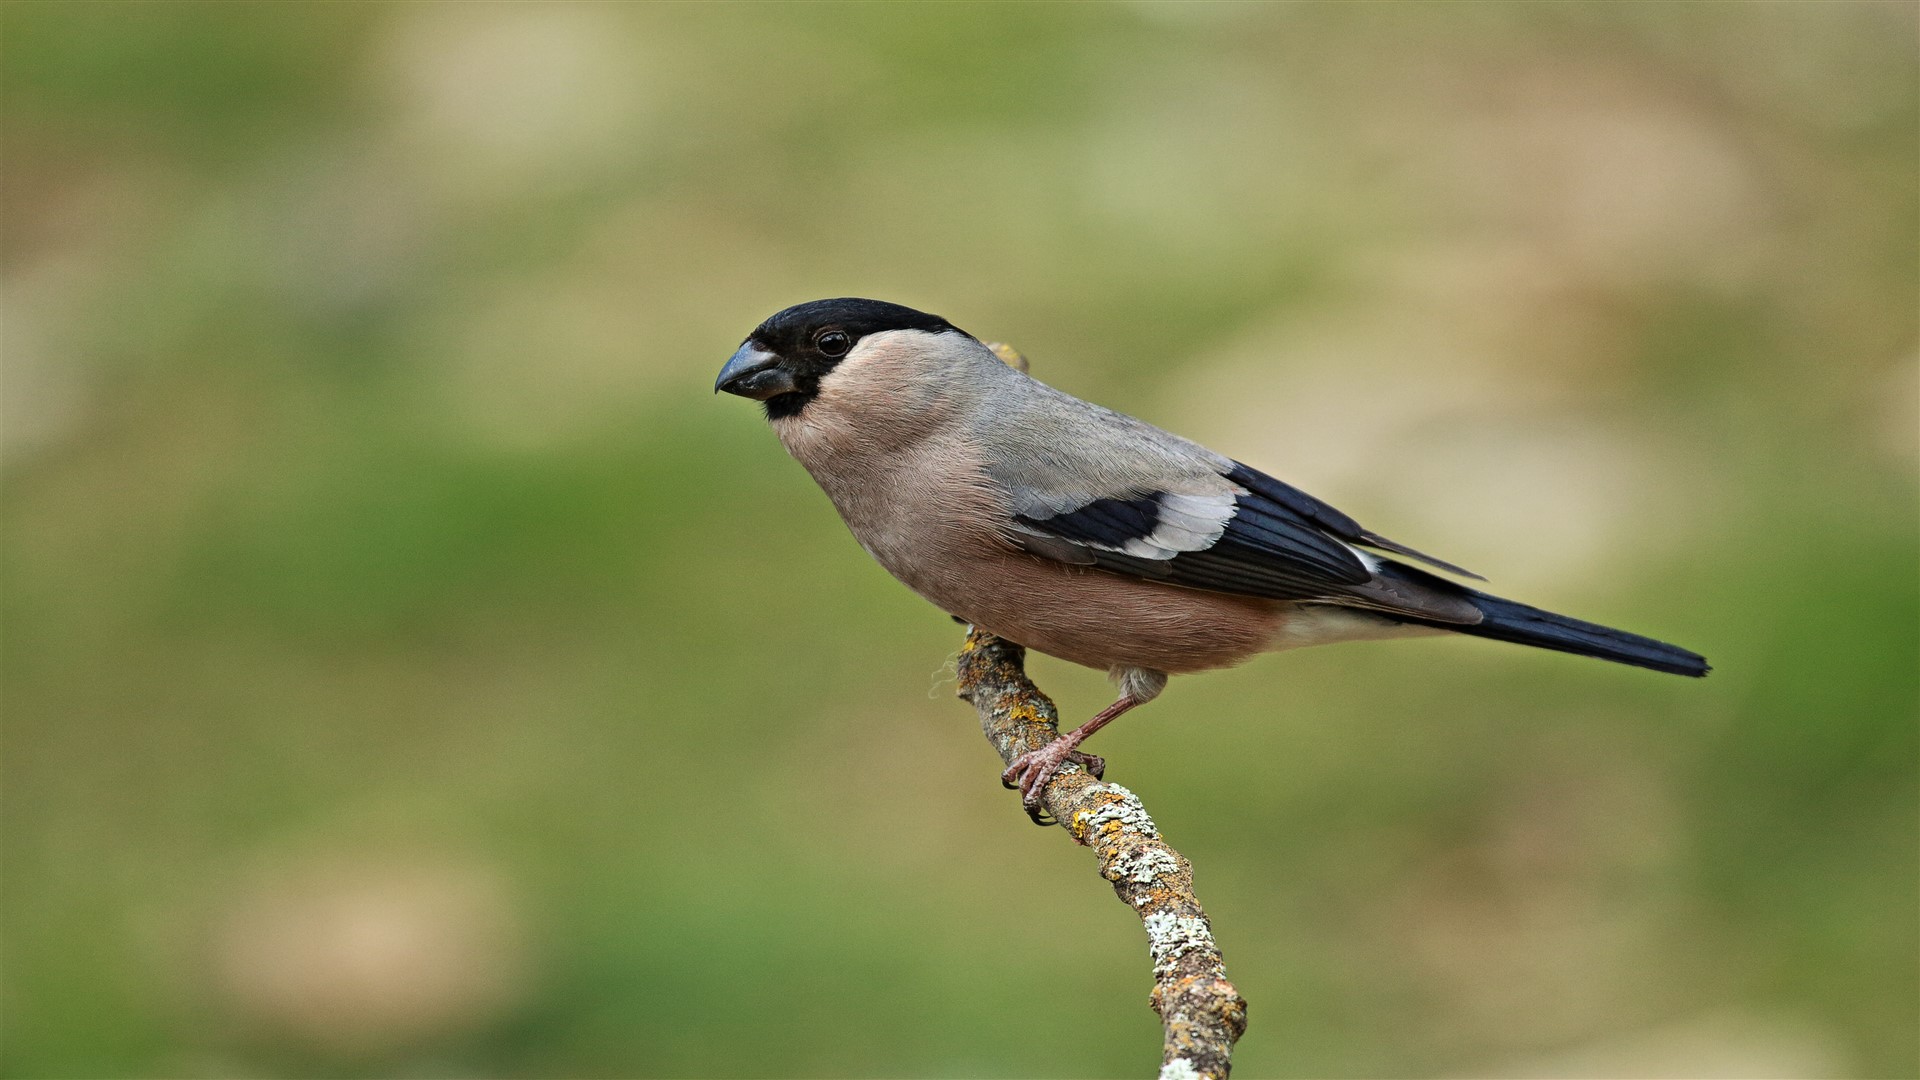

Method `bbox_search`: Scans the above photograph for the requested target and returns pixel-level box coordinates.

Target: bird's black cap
[749,298,968,352]
[722,298,972,419]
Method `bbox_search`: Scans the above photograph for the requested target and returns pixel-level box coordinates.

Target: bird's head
[715,298,976,420]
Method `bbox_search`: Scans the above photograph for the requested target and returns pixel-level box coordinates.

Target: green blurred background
[3,3,1915,1077]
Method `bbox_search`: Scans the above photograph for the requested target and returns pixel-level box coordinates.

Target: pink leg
[1001,694,1141,822]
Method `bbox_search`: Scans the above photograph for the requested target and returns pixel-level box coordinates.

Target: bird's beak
[714,343,797,400]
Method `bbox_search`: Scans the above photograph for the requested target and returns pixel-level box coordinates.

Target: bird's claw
[1000,743,1105,824]
[998,747,1104,790]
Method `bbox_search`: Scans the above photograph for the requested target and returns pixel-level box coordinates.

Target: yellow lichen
[1068,809,1095,843]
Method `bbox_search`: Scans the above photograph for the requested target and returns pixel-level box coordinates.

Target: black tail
[1384,564,1710,677]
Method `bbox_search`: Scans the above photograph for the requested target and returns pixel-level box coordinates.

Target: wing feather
[972,381,1481,620]
[1004,460,1481,623]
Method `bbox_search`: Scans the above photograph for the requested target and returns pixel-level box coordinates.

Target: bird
[715,297,1709,819]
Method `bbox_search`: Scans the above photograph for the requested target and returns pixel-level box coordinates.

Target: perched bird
[716,298,1709,818]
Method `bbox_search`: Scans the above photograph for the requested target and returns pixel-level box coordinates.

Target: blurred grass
[3,3,1916,1078]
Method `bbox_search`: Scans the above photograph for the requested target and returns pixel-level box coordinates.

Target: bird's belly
[879,544,1285,675]
[807,442,1280,675]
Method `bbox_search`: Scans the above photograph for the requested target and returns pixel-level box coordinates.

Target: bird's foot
[1001,741,1104,824]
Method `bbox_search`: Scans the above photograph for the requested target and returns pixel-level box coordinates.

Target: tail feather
[1448,591,1710,677]
[1381,563,1710,678]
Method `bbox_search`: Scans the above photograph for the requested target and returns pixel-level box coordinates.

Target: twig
[955,629,1248,1080]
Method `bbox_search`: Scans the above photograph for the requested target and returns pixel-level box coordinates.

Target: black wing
[1223,464,1481,580]
[1009,461,1482,620]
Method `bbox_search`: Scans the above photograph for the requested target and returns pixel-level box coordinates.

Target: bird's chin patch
[761,391,813,421]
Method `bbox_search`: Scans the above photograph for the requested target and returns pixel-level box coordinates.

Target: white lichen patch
[1143,911,1215,977]
[1158,1057,1206,1080]
[1080,784,1161,840]
[1106,845,1182,885]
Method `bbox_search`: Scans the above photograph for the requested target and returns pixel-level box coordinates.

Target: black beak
[715,343,798,400]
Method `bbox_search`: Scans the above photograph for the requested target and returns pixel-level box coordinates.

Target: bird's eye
[817,331,851,357]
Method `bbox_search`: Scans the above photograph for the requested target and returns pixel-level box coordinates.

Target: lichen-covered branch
[955,629,1247,1080]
